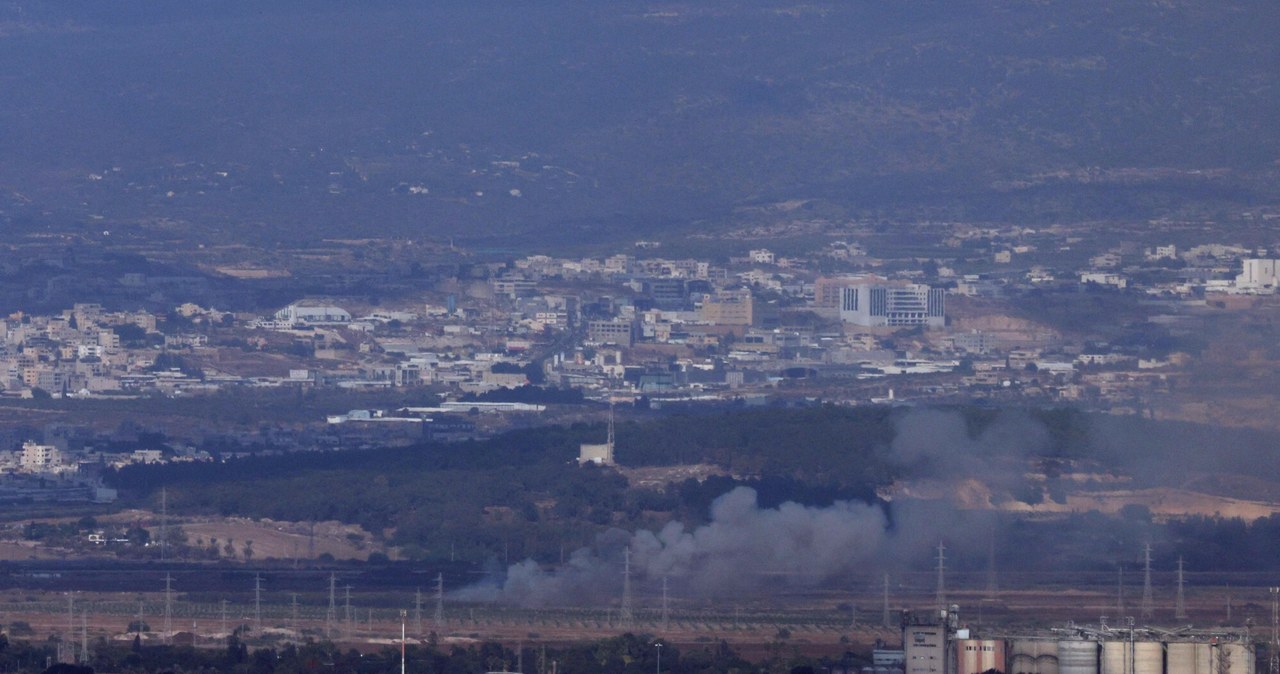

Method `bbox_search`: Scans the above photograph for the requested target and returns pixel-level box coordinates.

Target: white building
[1236,259,1280,293]
[272,304,352,326]
[19,442,65,474]
[840,283,945,328]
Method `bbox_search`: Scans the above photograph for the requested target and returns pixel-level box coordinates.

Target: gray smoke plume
[457,486,890,607]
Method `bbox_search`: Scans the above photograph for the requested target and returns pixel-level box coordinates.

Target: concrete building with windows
[700,288,755,326]
[1236,258,1280,293]
[587,319,636,347]
[840,283,945,328]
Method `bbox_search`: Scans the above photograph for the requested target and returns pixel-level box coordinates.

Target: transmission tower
[661,576,670,632]
[254,574,263,633]
[326,574,337,638]
[619,548,634,628]
[434,573,444,627]
[1175,557,1187,620]
[163,573,174,641]
[935,542,947,609]
[65,594,75,663]
[291,593,299,636]
[221,599,229,636]
[414,588,423,636]
[1141,544,1154,620]
[344,585,353,636]
[80,610,88,664]
[882,573,892,628]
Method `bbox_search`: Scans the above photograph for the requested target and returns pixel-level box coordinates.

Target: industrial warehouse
[886,607,1258,674]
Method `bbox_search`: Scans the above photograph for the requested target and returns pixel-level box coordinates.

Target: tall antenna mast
[1141,544,1154,621]
[883,573,892,628]
[935,542,947,610]
[1175,557,1187,620]
[619,548,634,628]
[401,610,408,674]
[434,573,444,628]
[66,593,75,662]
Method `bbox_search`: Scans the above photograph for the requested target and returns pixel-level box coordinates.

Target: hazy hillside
[0,0,1275,248]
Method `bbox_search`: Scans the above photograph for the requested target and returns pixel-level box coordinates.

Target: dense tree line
[103,405,1280,572]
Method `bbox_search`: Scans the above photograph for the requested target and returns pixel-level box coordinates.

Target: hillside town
[2,235,1278,425]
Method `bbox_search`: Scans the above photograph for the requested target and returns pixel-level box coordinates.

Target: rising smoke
[457,486,900,607]
[460,408,1242,606]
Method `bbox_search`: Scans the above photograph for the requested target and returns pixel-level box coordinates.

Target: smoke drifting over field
[458,487,891,606]
[462,409,1040,607]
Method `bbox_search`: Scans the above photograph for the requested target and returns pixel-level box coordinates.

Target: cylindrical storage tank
[1059,640,1100,674]
[1218,643,1255,674]
[1102,641,1131,674]
[1133,641,1162,674]
[1167,642,1212,674]
[956,639,1008,674]
[1012,641,1060,674]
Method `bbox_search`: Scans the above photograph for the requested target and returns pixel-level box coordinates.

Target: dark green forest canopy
[103,406,1280,572]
